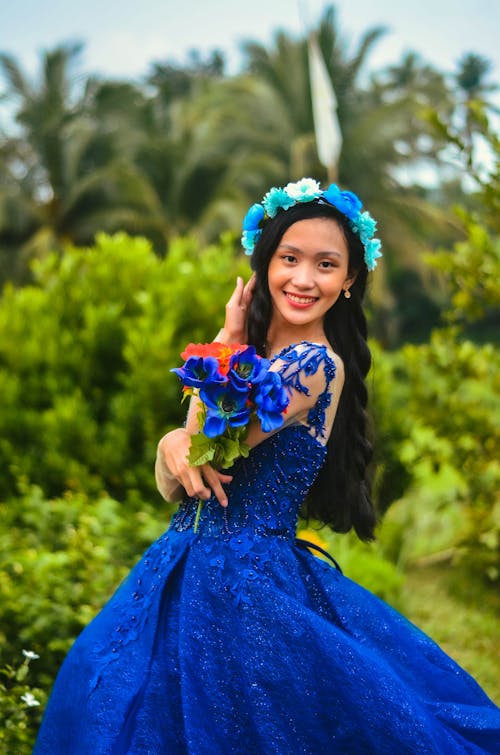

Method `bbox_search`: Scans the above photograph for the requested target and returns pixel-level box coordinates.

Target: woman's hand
[216,274,256,344]
[156,428,232,507]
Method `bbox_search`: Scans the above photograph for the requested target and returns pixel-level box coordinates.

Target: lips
[284,291,319,307]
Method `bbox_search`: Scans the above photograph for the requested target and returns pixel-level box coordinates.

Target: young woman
[35,179,499,753]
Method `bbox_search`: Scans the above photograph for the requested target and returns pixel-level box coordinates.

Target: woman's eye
[319,260,336,269]
[281,254,297,263]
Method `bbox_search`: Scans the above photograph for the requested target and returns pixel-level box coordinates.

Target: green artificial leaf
[188,433,216,466]
[214,436,243,468]
[238,441,250,459]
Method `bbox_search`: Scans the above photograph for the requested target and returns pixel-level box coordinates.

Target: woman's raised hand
[156,428,232,507]
[217,274,255,344]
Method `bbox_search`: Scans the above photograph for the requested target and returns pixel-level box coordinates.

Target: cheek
[267,261,284,289]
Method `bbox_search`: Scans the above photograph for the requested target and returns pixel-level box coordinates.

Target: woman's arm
[156,276,255,505]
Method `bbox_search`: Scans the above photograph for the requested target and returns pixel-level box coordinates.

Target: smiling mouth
[284,291,319,305]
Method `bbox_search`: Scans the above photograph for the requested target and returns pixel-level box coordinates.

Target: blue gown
[34,343,500,754]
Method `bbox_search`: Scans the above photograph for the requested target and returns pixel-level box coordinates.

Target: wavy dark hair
[247,201,376,541]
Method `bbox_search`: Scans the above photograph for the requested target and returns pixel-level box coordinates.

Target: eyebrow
[278,243,344,260]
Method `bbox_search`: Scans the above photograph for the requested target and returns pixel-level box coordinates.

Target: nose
[291,263,315,289]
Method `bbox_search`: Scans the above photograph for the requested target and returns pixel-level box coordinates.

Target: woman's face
[267,217,354,340]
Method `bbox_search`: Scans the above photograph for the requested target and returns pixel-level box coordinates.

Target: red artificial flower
[180,342,248,376]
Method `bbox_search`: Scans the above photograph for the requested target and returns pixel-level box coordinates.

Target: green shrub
[0,232,248,500]
[373,331,499,584]
[0,650,47,754]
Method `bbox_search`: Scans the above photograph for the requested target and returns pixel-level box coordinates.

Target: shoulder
[271,341,343,396]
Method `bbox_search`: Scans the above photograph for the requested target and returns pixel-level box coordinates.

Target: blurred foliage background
[0,5,498,749]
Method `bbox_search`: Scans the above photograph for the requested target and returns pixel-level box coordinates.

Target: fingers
[158,431,233,509]
[200,466,233,507]
[226,275,254,311]
[242,273,256,308]
[226,276,245,309]
[181,468,213,502]
[181,467,232,508]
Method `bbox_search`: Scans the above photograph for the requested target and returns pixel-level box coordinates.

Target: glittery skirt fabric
[34,526,500,754]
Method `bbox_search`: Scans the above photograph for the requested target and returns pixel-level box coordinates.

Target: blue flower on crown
[322,184,362,221]
[242,203,265,231]
[240,178,382,270]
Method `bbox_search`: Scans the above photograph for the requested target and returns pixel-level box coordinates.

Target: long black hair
[247,201,376,541]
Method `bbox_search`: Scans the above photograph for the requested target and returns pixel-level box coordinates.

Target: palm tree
[455,53,498,164]
[0,44,166,279]
[140,57,293,244]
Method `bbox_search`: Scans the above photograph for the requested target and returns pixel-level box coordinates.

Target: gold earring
[344,289,351,299]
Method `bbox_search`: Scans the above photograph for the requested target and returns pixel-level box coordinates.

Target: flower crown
[241,177,382,271]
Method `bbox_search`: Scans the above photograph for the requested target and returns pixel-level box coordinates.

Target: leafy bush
[0,232,248,501]
[0,650,47,754]
[372,331,499,583]
[0,483,168,748]
[0,483,166,676]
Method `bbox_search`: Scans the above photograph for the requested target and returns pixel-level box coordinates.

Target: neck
[266,322,329,357]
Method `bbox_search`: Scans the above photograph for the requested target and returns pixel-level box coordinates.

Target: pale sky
[1,0,499,86]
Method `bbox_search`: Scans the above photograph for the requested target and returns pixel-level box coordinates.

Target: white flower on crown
[284,178,322,201]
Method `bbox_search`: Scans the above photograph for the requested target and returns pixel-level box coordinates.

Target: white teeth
[286,293,317,304]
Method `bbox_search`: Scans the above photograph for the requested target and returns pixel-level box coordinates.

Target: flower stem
[193,499,203,533]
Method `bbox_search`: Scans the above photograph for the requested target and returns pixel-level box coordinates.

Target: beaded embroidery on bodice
[172,425,326,539]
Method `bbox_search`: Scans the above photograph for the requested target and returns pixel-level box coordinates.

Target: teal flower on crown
[322,184,363,221]
[364,238,383,271]
[262,187,295,218]
[351,211,377,245]
[242,229,262,255]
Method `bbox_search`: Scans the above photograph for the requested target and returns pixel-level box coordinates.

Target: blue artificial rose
[170,356,224,388]
[262,187,295,218]
[228,346,270,388]
[252,371,290,433]
[200,380,251,437]
[242,203,265,231]
[322,184,363,221]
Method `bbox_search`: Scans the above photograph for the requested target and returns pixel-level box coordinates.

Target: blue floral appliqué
[271,342,337,440]
[203,531,275,607]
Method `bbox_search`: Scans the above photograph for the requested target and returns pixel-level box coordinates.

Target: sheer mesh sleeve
[270,341,343,444]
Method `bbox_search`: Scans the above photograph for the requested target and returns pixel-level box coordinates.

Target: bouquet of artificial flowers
[171,342,290,530]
